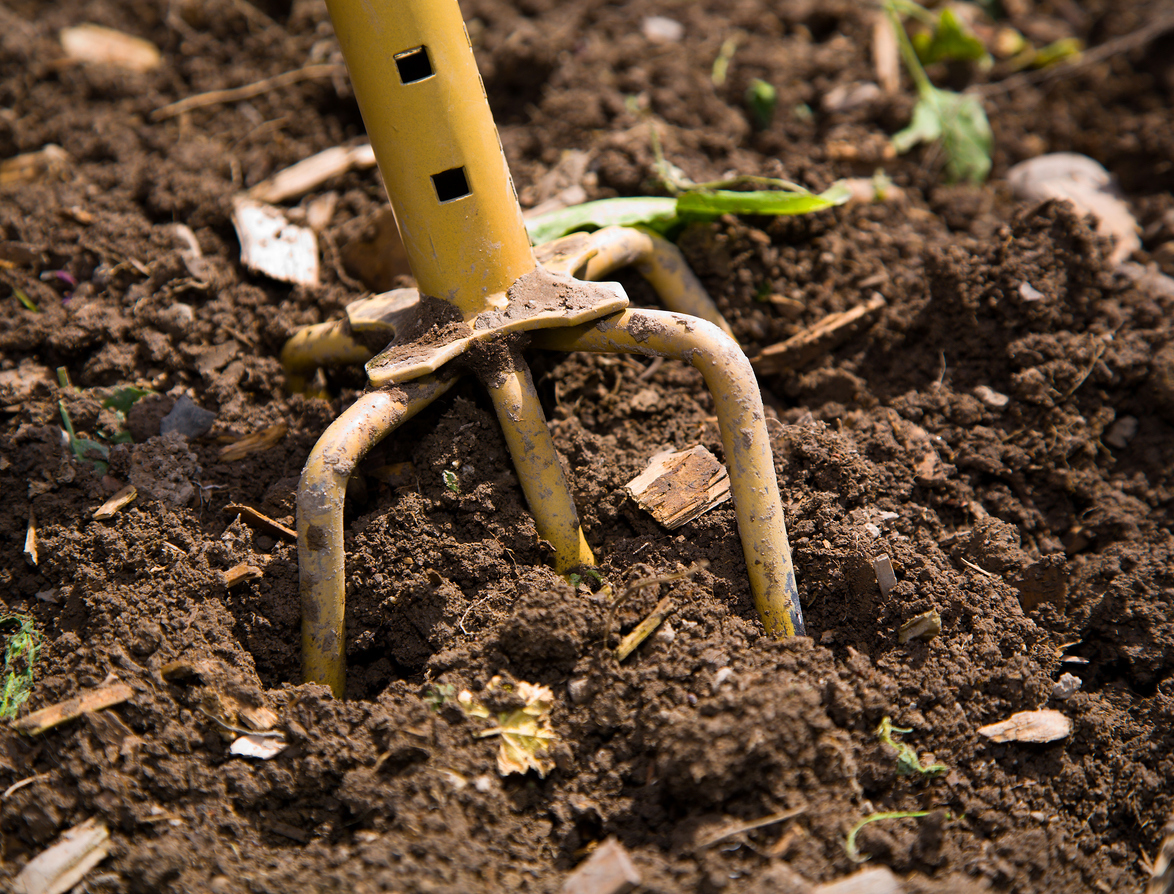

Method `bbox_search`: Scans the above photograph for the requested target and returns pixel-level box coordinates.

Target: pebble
[973,385,1010,409]
[1104,415,1138,449]
[567,678,592,705]
[1052,672,1082,700]
[641,15,683,44]
[813,867,903,894]
[160,394,217,439]
[563,837,641,894]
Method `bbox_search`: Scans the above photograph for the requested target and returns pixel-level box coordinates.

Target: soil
[2,0,1174,891]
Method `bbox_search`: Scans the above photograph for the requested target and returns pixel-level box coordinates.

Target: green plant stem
[846,810,932,863]
[883,0,933,97]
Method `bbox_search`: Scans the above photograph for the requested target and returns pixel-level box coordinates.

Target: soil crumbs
[2,0,1174,892]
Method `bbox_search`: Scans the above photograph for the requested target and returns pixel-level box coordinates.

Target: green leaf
[916,8,990,65]
[677,183,847,218]
[525,197,679,245]
[891,86,992,183]
[13,287,38,313]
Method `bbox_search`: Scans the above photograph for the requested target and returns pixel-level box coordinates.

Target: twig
[2,773,48,799]
[152,63,344,121]
[959,556,998,579]
[696,805,807,849]
[615,596,674,661]
[974,12,1174,98]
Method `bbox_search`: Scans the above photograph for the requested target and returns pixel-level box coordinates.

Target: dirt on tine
[1,0,1173,892]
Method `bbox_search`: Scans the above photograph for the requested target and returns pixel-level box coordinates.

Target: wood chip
[224,503,296,542]
[814,866,902,894]
[93,484,137,520]
[223,562,264,588]
[230,734,288,760]
[0,145,71,189]
[12,817,110,894]
[562,837,641,894]
[873,555,896,597]
[625,445,731,529]
[230,197,319,286]
[247,143,376,205]
[59,24,161,73]
[751,293,886,375]
[219,422,287,461]
[13,680,134,736]
[872,11,900,94]
[24,505,37,566]
[978,709,1071,744]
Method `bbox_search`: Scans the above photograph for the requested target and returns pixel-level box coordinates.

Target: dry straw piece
[59,24,161,73]
[977,709,1071,744]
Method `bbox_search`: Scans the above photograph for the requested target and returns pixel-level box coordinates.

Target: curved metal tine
[298,374,460,696]
[532,309,805,638]
[535,225,734,338]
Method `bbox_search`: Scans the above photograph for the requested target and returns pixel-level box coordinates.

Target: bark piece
[626,445,731,529]
[563,838,641,894]
[224,503,296,542]
[231,197,319,286]
[219,422,288,461]
[247,143,376,205]
[223,562,264,588]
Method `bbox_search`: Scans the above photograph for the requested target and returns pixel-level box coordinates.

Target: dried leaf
[13,680,133,736]
[230,734,288,760]
[978,709,1071,744]
[458,676,558,777]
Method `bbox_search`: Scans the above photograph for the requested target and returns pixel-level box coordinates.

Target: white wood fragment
[874,554,897,596]
[625,445,731,529]
[230,197,319,286]
[978,709,1071,744]
[872,12,900,94]
[563,837,641,894]
[230,734,288,760]
[12,817,111,894]
[59,24,161,73]
[93,484,137,520]
[247,144,377,205]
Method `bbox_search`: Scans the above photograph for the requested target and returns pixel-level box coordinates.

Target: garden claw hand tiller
[282,0,805,697]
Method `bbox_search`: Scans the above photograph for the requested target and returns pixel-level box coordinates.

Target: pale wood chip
[13,681,134,736]
[223,562,264,588]
[978,709,1071,744]
[219,422,288,462]
[60,24,161,72]
[93,484,137,520]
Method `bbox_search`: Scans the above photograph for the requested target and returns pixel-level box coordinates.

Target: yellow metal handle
[325,0,534,318]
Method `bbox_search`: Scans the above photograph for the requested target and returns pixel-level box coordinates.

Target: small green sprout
[59,401,111,474]
[745,78,777,129]
[884,0,992,183]
[442,469,459,494]
[425,683,457,711]
[846,810,933,863]
[711,36,739,86]
[0,614,41,720]
[910,6,991,66]
[877,716,948,777]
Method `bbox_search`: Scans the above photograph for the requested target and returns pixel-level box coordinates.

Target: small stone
[864,522,881,539]
[563,837,641,894]
[567,678,592,705]
[973,385,1010,410]
[1052,672,1082,700]
[474,775,493,793]
[160,394,217,439]
[653,621,676,645]
[813,867,903,894]
[1018,281,1044,302]
[641,15,683,44]
[712,667,734,691]
[1104,415,1138,449]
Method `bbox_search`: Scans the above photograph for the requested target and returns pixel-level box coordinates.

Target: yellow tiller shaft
[325,0,535,318]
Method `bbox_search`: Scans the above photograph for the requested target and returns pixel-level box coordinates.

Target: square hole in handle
[431,167,471,203]
[394,47,433,84]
